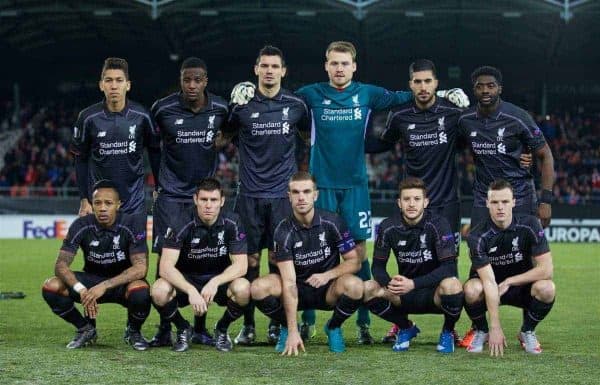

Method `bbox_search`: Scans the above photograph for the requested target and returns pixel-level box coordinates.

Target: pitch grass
[1,240,599,385]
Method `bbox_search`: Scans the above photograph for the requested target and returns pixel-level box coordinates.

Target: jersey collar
[412,98,440,114]
[93,212,122,233]
[102,99,130,116]
[291,209,322,230]
[255,88,283,101]
[476,99,504,120]
[193,209,225,230]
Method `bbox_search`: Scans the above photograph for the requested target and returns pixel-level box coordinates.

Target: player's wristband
[73,282,86,293]
[540,189,553,204]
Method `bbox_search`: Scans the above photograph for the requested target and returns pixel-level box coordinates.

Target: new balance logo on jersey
[294,241,303,248]
[352,94,360,106]
[322,99,331,105]
[251,112,260,118]
[397,239,407,246]
[112,235,121,250]
[191,238,200,244]
[497,127,505,141]
[282,107,289,121]
[470,131,477,137]
[497,143,506,154]
[98,131,107,137]
[208,115,215,129]
[128,141,137,153]
[489,246,498,253]
[407,124,416,130]
[512,236,519,251]
[282,122,290,134]
[129,125,136,139]
[89,240,99,247]
[175,119,184,125]
[438,116,445,130]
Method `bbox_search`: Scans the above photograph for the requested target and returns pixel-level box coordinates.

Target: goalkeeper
[231,41,469,344]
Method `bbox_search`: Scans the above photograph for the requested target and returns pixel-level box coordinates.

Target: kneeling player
[365,177,463,353]
[251,172,363,355]
[41,180,151,350]
[464,179,555,356]
[150,178,250,352]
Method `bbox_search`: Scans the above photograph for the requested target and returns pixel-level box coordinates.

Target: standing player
[458,66,554,228]
[71,57,160,222]
[148,57,229,348]
[232,42,469,343]
[150,178,250,352]
[251,171,363,354]
[364,177,463,353]
[225,46,309,345]
[464,179,555,356]
[41,180,151,350]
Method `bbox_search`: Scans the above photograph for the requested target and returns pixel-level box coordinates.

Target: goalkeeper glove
[230,81,256,105]
[437,88,470,108]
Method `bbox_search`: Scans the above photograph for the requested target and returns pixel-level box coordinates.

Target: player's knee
[363,279,382,300]
[439,277,462,295]
[41,276,65,294]
[151,279,173,306]
[532,280,555,302]
[463,279,483,304]
[250,277,269,300]
[341,274,363,299]
[126,282,150,303]
[230,278,251,300]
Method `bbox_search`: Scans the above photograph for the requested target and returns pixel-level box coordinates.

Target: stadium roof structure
[1,0,599,105]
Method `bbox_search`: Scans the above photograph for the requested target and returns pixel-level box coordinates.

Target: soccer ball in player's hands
[230,81,256,105]
[437,88,470,108]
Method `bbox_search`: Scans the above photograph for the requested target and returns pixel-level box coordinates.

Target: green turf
[1,240,599,385]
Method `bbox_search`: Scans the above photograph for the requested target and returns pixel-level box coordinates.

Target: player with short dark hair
[41,180,151,350]
[251,171,364,354]
[224,45,309,345]
[148,57,229,347]
[365,177,462,353]
[458,65,554,229]
[150,178,250,352]
[464,179,555,356]
[71,57,160,223]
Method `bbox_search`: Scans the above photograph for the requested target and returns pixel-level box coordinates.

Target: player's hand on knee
[189,290,207,314]
[230,81,255,105]
[489,327,506,357]
[305,272,330,288]
[437,88,470,108]
[282,331,305,357]
[200,280,218,304]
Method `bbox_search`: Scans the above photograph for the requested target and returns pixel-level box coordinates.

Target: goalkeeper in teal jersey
[296,41,411,344]
[230,41,469,344]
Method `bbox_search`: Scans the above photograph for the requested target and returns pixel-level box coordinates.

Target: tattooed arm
[80,252,148,317]
[55,250,79,288]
